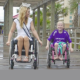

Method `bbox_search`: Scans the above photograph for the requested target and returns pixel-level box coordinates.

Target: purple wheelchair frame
[50,44,69,62]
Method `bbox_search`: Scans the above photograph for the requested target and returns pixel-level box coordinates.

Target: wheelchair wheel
[47,44,51,68]
[67,60,70,68]
[9,40,14,69]
[63,54,65,64]
[47,54,51,68]
[54,60,55,64]
[33,54,39,69]
[67,50,70,68]
[11,60,14,69]
[33,39,39,69]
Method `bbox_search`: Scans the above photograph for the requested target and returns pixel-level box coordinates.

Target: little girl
[46,21,73,60]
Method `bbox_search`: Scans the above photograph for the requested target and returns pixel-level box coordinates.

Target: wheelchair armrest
[50,39,54,43]
[13,39,18,44]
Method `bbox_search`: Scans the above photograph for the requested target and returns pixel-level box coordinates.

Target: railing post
[74,29,77,51]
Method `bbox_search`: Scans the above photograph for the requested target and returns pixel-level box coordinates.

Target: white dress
[14,17,33,40]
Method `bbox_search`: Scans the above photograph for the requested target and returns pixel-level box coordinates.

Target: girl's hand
[6,41,10,46]
[70,48,73,52]
[45,45,49,50]
[38,40,42,45]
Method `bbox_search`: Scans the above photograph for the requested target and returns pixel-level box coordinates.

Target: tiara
[20,2,31,8]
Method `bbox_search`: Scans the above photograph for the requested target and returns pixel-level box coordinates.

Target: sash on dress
[17,19,32,41]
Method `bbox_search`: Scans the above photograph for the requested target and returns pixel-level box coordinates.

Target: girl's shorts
[57,42,66,55]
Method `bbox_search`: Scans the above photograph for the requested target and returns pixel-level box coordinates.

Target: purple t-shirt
[48,30,72,45]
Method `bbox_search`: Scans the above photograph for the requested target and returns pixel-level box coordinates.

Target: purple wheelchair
[47,41,70,68]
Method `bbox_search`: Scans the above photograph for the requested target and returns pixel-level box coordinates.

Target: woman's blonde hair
[18,6,28,28]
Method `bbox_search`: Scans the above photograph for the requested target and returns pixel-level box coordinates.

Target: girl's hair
[57,21,65,27]
[57,21,65,30]
[18,6,28,28]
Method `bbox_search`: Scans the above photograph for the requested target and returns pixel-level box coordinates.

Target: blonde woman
[6,3,42,62]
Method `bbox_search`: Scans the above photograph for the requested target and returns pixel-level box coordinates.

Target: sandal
[23,56,28,62]
[16,56,21,61]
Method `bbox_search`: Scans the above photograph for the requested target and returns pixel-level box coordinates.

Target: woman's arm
[6,21,16,45]
[30,21,42,45]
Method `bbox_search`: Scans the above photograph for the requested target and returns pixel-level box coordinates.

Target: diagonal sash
[17,19,32,41]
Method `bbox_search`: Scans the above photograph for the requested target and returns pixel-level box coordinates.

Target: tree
[31,3,68,29]
[47,3,68,26]
[69,0,79,13]
[31,9,50,29]
[69,0,79,27]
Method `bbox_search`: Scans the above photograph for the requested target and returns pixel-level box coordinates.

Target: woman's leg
[59,44,66,60]
[54,43,58,60]
[23,36,29,61]
[17,36,24,61]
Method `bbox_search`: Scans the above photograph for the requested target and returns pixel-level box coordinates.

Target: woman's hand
[6,41,10,46]
[70,48,73,52]
[45,45,49,50]
[38,40,42,45]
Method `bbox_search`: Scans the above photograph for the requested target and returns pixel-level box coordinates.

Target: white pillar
[3,0,13,57]
[74,29,77,51]
[33,9,35,27]
[37,7,40,37]
[42,3,47,46]
[50,0,55,34]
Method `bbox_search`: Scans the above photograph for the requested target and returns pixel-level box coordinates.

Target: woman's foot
[23,56,28,62]
[59,55,63,61]
[16,56,21,61]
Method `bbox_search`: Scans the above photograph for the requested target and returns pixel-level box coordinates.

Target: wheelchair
[47,41,70,68]
[9,37,39,69]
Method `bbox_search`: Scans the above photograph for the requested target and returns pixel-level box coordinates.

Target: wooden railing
[65,27,80,51]
[14,27,80,51]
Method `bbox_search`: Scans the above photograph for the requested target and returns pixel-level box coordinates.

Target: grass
[72,44,74,48]
[78,45,80,49]
[72,44,80,49]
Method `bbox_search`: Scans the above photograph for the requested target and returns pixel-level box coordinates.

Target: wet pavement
[0,35,80,70]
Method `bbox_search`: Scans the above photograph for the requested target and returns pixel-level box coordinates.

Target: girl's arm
[69,42,72,49]
[46,31,54,50]
[66,31,73,52]
[69,42,73,52]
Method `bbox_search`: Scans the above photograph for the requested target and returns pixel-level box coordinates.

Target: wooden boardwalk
[0,35,80,70]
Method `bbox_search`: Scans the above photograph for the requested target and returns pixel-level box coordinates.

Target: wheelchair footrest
[15,59,32,63]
